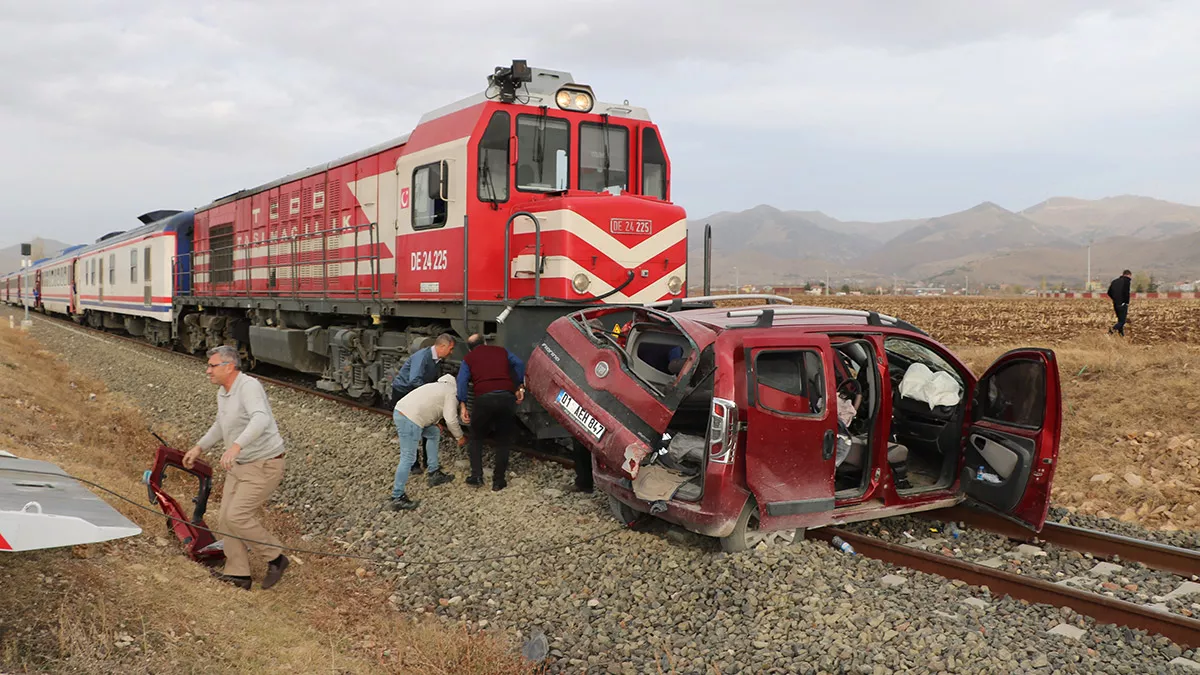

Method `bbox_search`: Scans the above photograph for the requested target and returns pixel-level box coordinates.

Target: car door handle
[823,429,834,461]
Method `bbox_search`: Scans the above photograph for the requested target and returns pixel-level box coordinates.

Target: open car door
[962,348,1062,531]
[527,306,717,479]
[742,334,838,530]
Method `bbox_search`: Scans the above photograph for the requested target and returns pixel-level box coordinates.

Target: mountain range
[687,195,1200,289]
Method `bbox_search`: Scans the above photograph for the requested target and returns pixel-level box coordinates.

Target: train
[1,60,693,440]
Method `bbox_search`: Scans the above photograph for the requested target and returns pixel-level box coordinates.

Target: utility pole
[1086,236,1092,292]
[826,269,830,296]
[733,266,739,291]
[965,274,969,295]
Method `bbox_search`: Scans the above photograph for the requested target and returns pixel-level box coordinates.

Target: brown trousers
[217,455,286,577]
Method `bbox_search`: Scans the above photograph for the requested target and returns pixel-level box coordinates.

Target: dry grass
[765,295,1200,345]
[0,323,534,675]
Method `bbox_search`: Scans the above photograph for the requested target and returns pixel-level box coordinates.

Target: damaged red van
[526,302,1062,552]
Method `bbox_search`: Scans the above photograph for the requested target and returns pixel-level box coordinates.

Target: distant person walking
[456,333,525,491]
[1107,270,1132,337]
[184,346,289,591]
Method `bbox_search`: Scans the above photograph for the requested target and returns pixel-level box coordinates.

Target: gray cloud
[1,1,1198,245]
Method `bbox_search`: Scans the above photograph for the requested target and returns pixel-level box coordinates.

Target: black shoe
[214,573,251,590]
[427,469,455,487]
[390,494,419,510]
[465,476,484,487]
[492,479,507,492]
[568,483,593,494]
[262,555,289,590]
[895,478,913,490]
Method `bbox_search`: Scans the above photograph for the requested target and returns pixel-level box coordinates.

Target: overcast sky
[4,1,1200,247]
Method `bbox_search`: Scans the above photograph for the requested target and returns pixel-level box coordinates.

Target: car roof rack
[643,294,795,312]
[725,306,928,335]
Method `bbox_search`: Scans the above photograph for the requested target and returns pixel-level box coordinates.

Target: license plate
[557,389,606,440]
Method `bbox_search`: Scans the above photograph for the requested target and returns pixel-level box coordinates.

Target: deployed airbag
[899,362,962,409]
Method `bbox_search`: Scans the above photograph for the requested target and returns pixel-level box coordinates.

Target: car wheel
[607,494,640,526]
[719,499,804,552]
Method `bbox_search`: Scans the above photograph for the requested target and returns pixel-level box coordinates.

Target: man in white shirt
[389,374,466,510]
[183,345,289,591]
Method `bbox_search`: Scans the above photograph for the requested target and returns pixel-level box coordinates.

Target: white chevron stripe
[511,255,686,304]
[512,210,687,266]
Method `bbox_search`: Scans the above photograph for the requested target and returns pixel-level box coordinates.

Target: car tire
[718,500,805,552]
[719,499,760,553]
[607,494,640,526]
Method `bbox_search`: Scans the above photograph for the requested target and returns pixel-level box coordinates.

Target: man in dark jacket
[1107,270,1132,337]
[391,333,456,469]
[456,334,525,490]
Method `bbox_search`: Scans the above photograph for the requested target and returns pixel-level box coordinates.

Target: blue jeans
[392,411,441,499]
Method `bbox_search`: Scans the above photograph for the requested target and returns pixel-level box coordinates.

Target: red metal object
[811,527,1200,649]
[143,445,224,566]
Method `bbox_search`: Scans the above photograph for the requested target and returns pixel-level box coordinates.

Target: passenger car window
[755,350,825,416]
[974,360,1046,429]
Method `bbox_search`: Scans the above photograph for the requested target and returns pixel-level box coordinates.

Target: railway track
[10,306,1200,650]
[6,307,577,467]
[811,508,1200,649]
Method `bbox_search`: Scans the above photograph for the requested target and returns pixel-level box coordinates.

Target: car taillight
[708,397,738,464]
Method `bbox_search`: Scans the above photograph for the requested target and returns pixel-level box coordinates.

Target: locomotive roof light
[488,59,533,104]
[554,85,594,113]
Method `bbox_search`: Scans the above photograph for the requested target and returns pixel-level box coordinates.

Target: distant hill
[687,195,1200,289]
[1020,195,1200,242]
[0,238,73,275]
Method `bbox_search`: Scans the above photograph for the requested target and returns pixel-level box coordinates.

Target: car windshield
[884,336,964,386]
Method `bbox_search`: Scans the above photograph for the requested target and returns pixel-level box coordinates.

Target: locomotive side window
[144,247,151,282]
[412,162,448,230]
[579,122,628,193]
[210,224,235,284]
[516,114,569,192]
[478,111,510,203]
[642,128,667,200]
[109,254,115,285]
[130,249,138,283]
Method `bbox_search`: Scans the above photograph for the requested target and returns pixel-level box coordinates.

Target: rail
[502,211,542,304]
[924,506,1200,580]
[809,527,1200,649]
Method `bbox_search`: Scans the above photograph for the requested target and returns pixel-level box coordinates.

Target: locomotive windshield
[516,114,569,192]
[579,121,628,193]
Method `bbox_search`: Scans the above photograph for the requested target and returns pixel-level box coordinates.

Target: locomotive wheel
[237,344,258,372]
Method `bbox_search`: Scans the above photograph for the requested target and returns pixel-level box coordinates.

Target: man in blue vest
[391,333,456,469]
[457,333,525,491]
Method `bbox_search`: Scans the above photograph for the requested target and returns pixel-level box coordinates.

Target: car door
[527,306,716,478]
[742,334,839,530]
[962,348,1062,531]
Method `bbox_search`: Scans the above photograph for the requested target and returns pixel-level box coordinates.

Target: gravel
[16,311,1200,675]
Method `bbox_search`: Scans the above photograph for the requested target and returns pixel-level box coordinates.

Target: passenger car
[527,302,1062,551]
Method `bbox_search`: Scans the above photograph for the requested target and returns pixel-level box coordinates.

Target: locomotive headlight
[667,275,683,295]
[572,272,591,293]
[554,86,595,113]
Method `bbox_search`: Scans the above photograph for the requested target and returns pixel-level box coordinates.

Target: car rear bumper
[594,467,749,539]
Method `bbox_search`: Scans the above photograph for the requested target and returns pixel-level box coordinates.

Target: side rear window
[974,360,1046,429]
[755,349,825,416]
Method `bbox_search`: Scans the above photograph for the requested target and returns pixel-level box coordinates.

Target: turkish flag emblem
[400,188,410,209]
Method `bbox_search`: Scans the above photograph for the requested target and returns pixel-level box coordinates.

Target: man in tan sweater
[390,373,466,510]
[183,345,289,591]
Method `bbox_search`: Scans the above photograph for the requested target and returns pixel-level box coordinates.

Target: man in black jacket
[1107,269,1132,336]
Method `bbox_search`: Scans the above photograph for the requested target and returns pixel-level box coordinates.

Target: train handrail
[502,211,542,304]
